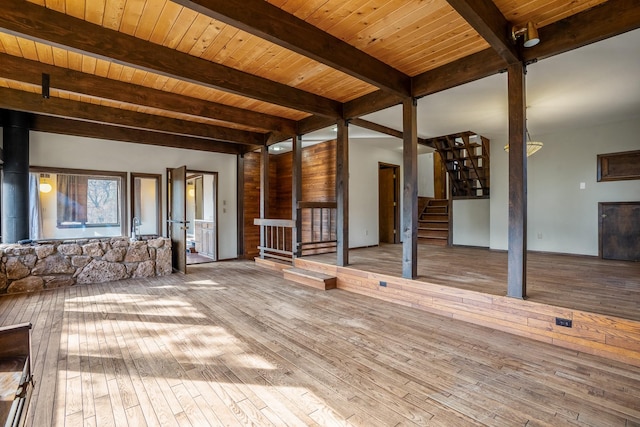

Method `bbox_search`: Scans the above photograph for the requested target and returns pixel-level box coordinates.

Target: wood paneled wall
[242,140,337,257]
[242,152,261,258]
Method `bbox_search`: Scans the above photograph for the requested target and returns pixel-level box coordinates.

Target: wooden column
[292,136,302,258]
[507,62,527,299]
[336,119,349,266]
[259,145,270,259]
[402,98,418,279]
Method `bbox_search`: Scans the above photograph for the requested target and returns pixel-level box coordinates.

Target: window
[131,173,161,236]
[31,167,127,239]
[57,175,121,227]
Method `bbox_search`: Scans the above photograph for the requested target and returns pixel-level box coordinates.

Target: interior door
[600,202,640,261]
[379,164,399,244]
[168,166,188,273]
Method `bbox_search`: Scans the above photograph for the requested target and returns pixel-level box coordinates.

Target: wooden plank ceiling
[0,0,637,154]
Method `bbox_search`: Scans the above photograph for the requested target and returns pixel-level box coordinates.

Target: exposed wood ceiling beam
[0,53,297,135]
[0,0,341,118]
[173,0,411,98]
[413,49,506,98]
[31,115,246,155]
[349,0,640,120]
[0,87,265,146]
[445,0,519,64]
[351,118,434,147]
[343,91,404,122]
[523,0,640,62]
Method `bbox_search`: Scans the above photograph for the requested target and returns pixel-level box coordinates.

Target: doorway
[186,171,218,265]
[378,163,400,244]
[599,201,640,261]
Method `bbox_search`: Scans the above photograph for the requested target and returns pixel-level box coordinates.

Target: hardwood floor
[1,260,640,426]
[306,244,640,322]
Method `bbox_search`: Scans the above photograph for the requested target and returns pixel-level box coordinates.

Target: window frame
[130,172,162,237]
[30,166,127,236]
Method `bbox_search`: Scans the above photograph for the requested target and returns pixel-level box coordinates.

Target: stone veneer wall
[0,237,172,294]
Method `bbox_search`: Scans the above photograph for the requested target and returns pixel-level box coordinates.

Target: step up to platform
[254,257,291,272]
[283,268,337,290]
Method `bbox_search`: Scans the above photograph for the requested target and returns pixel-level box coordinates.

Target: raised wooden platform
[283,268,337,290]
[294,246,640,367]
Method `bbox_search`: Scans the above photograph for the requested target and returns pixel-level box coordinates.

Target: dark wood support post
[507,62,527,299]
[292,136,302,258]
[259,145,270,259]
[336,119,349,266]
[402,98,418,279]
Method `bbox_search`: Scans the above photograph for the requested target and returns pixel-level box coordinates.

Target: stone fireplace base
[0,237,172,294]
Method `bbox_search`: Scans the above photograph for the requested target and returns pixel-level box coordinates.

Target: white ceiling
[286,27,640,153]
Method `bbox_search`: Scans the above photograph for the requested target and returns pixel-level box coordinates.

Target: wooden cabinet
[194,220,216,260]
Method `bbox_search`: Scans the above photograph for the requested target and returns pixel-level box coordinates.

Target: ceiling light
[512,21,540,48]
[272,146,283,151]
[504,130,543,157]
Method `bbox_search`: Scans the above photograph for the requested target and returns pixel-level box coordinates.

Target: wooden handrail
[254,218,295,227]
[297,201,337,209]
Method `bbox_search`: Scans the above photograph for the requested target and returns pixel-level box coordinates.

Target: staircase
[429,131,490,198]
[418,199,449,246]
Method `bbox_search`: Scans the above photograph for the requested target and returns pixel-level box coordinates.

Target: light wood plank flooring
[306,244,640,322]
[1,260,640,426]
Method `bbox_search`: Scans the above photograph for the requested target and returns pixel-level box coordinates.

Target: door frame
[378,162,401,244]
[167,165,187,273]
[187,169,219,263]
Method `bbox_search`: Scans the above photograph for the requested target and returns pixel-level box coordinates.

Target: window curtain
[57,174,88,224]
[29,173,43,240]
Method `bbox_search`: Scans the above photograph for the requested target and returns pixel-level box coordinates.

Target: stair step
[254,257,291,272]
[418,229,448,239]
[418,237,448,246]
[425,206,447,214]
[283,268,337,290]
[429,199,449,206]
[420,214,448,222]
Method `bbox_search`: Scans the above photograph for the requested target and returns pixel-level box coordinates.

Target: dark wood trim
[30,166,128,237]
[379,162,401,245]
[130,172,162,237]
[0,53,295,135]
[0,0,341,118]
[402,98,418,279]
[30,115,246,155]
[597,150,640,182]
[173,0,411,98]
[297,201,337,209]
[336,119,349,267]
[507,62,527,299]
[445,0,519,64]
[292,136,302,257]
[0,88,265,146]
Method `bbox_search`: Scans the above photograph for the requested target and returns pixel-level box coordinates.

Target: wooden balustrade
[254,201,337,263]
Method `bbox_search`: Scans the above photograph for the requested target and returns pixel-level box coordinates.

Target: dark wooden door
[168,166,188,273]
[600,202,640,261]
[379,164,399,244]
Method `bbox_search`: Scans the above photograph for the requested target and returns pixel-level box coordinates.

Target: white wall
[417,152,435,198]
[348,137,404,248]
[453,199,490,247]
[29,132,239,260]
[489,117,640,255]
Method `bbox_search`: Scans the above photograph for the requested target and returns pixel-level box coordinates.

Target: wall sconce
[512,21,540,48]
[40,173,52,193]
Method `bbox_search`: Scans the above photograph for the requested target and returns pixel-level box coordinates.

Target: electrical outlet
[555,317,572,328]
[379,281,387,287]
